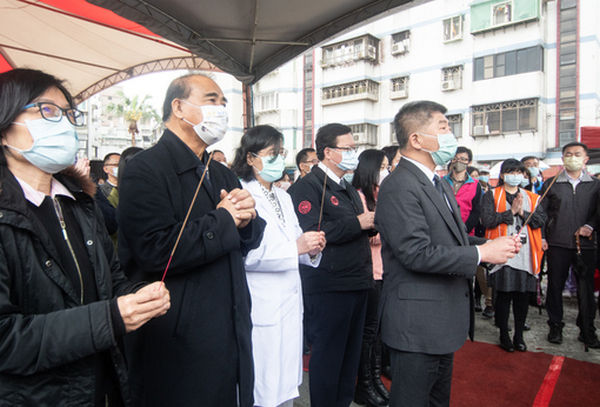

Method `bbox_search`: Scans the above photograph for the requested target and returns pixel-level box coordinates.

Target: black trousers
[495,291,529,340]
[304,289,368,407]
[389,348,454,407]
[546,246,596,330]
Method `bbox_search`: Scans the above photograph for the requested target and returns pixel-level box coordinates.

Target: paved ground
[294,294,600,406]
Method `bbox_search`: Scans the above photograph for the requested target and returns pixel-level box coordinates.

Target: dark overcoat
[118,129,265,407]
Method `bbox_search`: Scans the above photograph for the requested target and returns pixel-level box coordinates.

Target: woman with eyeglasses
[231,125,326,407]
[0,69,170,406]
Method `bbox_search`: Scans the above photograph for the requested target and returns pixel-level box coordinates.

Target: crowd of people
[0,68,598,407]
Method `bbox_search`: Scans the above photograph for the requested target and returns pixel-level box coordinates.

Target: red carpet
[451,341,600,407]
[304,341,600,406]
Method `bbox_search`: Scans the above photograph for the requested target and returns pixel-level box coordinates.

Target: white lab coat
[242,179,319,407]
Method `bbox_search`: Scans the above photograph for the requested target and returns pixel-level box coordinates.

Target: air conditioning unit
[441,79,457,91]
[473,125,485,136]
[353,132,367,144]
[391,42,406,55]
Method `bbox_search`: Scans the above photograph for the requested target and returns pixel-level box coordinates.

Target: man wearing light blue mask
[521,156,543,194]
[289,123,374,407]
[375,100,521,407]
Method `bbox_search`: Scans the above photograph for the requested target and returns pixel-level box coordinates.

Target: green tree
[106,90,160,146]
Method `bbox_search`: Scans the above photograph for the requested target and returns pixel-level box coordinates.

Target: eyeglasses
[303,158,319,165]
[22,102,85,127]
[252,148,288,163]
[331,146,357,154]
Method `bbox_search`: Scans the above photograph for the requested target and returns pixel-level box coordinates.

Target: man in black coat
[118,74,265,407]
[541,142,600,347]
[376,101,519,406]
[289,123,374,407]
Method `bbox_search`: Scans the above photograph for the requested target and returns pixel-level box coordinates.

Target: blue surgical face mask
[527,166,540,178]
[421,132,458,167]
[8,116,79,174]
[336,149,359,171]
[479,175,489,183]
[343,172,354,184]
[255,154,285,183]
[520,177,530,188]
[504,173,524,187]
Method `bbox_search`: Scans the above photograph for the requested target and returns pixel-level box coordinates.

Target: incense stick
[160,152,214,282]
[521,169,562,230]
[317,170,328,231]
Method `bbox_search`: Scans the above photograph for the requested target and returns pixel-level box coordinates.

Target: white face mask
[181,101,228,146]
[278,181,291,191]
[111,167,118,177]
[378,169,389,185]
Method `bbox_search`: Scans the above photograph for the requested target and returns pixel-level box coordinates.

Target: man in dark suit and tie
[376,101,520,406]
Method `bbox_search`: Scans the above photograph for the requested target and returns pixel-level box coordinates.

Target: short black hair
[315,123,352,161]
[212,149,225,155]
[231,125,283,182]
[456,146,473,163]
[520,155,539,164]
[117,147,143,187]
[467,166,478,176]
[0,69,75,138]
[295,147,316,168]
[562,142,588,154]
[498,158,527,186]
[381,145,399,165]
[103,152,120,165]
[393,100,447,149]
[162,73,209,122]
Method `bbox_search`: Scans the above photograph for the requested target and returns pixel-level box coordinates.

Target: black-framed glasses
[22,102,85,127]
[331,146,357,154]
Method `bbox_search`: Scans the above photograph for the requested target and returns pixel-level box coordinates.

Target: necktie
[433,175,452,212]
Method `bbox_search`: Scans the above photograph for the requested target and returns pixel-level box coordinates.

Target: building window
[443,15,463,42]
[390,76,409,99]
[349,123,378,146]
[441,66,463,91]
[492,1,512,26]
[322,79,380,105]
[255,92,278,113]
[447,114,463,138]
[471,98,537,136]
[474,46,543,81]
[391,30,410,55]
[321,34,379,68]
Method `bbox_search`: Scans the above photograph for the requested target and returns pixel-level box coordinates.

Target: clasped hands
[217,188,257,228]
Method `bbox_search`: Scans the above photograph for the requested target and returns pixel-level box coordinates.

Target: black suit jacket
[375,158,483,355]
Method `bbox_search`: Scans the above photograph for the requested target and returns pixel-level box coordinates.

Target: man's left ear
[408,133,423,150]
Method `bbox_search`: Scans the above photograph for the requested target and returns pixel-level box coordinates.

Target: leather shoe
[513,338,527,352]
[523,323,531,331]
[547,325,563,344]
[500,336,514,352]
[578,333,600,349]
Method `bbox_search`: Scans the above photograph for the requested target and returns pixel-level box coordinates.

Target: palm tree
[106,90,160,146]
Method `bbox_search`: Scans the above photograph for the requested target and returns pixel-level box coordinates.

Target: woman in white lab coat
[231,125,326,407]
